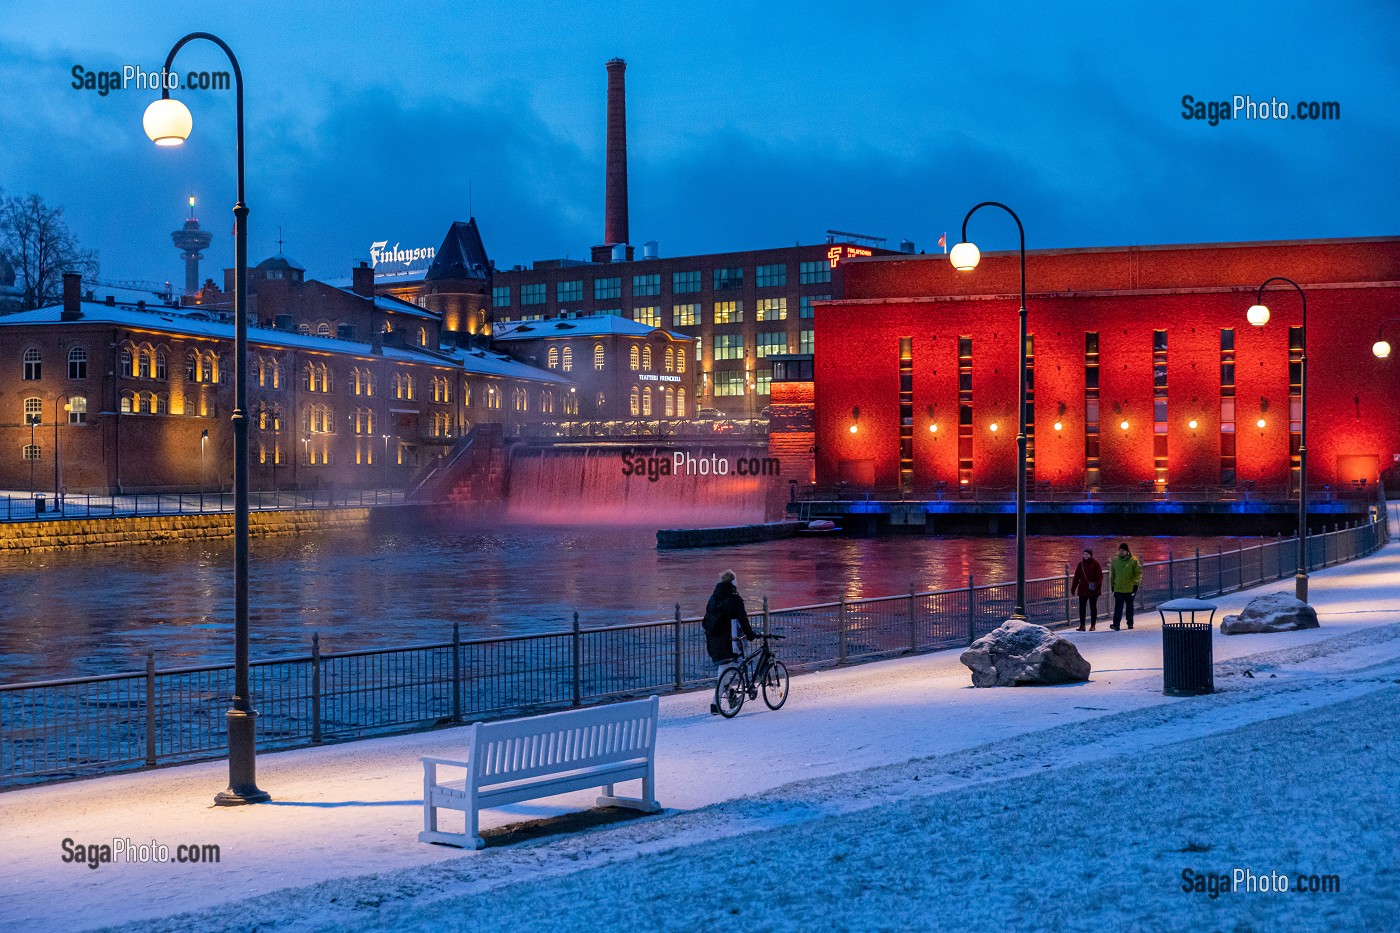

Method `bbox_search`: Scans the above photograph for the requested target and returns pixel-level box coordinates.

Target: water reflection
[0,523,1266,682]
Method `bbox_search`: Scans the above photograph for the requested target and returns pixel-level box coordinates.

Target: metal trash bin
[34,495,46,514]
[1157,597,1216,696]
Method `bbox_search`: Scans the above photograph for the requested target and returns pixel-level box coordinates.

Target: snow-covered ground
[4,543,1400,932]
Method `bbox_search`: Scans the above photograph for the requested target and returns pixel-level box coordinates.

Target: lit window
[714,301,743,324]
[642,386,653,416]
[676,349,686,374]
[632,306,660,328]
[23,397,42,423]
[630,385,640,416]
[713,372,746,396]
[714,334,744,361]
[67,396,87,424]
[548,347,559,370]
[642,346,652,371]
[756,297,787,322]
[562,347,573,372]
[676,387,686,417]
[594,344,605,370]
[673,303,701,328]
[630,345,640,371]
[799,329,815,354]
[316,322,331,336]
[665,348,674,373]
[664,386,675,417]
[756,332,788,358]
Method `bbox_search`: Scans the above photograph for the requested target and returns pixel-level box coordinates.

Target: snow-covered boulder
[960,619,1091,687]
[1220,593,1319,634]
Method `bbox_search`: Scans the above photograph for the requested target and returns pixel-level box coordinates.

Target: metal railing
[0,488,407,523]
[797,482,1379,506]
[1,517,1387,787]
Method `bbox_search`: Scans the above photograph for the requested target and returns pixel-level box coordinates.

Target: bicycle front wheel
[716,666,746,718]
[762,659,790,710]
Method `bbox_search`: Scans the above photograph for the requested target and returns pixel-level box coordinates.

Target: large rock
[1220,593,1320,634]
[960,620,1092,687]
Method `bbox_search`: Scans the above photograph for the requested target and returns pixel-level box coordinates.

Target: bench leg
[596,772,661,814]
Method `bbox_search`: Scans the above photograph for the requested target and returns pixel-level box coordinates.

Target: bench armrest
[421,755,469,769]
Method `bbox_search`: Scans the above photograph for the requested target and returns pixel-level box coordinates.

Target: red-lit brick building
[812,237,1400,497]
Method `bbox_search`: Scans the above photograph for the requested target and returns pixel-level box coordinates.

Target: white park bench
[418,696,662,848]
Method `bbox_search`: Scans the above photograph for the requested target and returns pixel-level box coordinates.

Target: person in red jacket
[1070,548,1104,631]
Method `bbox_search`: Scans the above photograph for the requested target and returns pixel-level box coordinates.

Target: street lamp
[382,433,391,487]
[200,429,209,510]
[146,32,269,804]
[27,412,40,498]
[1247,276,1309,603]
[952,201,1029,620]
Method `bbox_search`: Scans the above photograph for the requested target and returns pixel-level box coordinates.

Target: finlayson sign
[370,240,436,276]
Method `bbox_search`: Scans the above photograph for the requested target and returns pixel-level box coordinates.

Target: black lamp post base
[215,707,271,805]
[1295,572,1309,604]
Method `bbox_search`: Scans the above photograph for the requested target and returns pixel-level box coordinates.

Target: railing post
[1195,547,1201,598]
[144,650,157,767]
[1238,545,1244,589]
[571,610,582,706]
[1168,549,1175,600]
[1217,546,1224,595]
[837,596,848,664]
[311,632,322,744]
[673,603,683,691]
[763,595,771,638]
[452,622,463,724]
[1063,563,1071,623]
[967,572,977,644]
[908,582,918,652]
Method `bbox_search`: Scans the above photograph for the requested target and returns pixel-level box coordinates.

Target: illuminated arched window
[202,354,214,384]
[418,327,427,347]
[316,322,330,336]
[664,386,675,417]
[676,387,686,417]
[304,364,316,392]
[547,347,559,369]
[138,349,151,379]
[562,347,574,372]
[271,360,282,389]
[119,392,133,413]
[642,386,653,417]
[665,348,674,373]
[405,375,415,400]
[629,386,640,416]
[629,345,640,371]
[594,344,605,370]
[677,351,686,375]
[642,346,652,371]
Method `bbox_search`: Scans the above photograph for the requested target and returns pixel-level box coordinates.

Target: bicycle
[714,633,789,718]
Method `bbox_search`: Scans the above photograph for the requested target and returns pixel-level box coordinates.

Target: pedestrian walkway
[5,541,1400,931]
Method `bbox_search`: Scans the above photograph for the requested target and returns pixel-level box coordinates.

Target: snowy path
[5,542,1400,931]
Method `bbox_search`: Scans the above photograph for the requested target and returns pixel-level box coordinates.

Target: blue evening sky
[1,1,1395,287]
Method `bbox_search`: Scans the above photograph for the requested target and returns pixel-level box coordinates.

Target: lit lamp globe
[143,98,193,146]
[949,241,981,272]
[1373,340,1391,359]
[1246,304,1271,327]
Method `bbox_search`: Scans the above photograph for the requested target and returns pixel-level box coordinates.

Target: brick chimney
[61,272,83,320]
[603,58,629,250]
[352,260,375,297]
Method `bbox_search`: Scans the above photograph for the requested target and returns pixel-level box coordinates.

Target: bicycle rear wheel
[762,660,790,710]
[715,666,746,718]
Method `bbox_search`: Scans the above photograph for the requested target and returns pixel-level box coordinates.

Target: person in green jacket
[1109,542,1143,630]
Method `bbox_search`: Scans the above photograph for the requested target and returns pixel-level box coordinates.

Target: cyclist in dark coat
[703,570,757,666]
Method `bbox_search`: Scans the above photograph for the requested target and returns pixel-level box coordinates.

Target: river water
[0,520,1266,683]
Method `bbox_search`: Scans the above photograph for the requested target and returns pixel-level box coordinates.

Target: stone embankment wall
[0,509,371,552]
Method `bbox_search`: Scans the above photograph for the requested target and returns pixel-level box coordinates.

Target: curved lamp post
[1246,276,1308,603]
[951,202,1028,620]
[145,33,269,805]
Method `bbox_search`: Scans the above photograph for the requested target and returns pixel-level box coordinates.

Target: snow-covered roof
[324,286,438,320]
[494,315,693,342]
[0,301,567,384]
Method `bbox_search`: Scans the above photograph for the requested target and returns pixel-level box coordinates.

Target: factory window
[673,303,701,328]
[67,396,87,424]
[713,267,743,290]
[23,348,41,381]
[68,347,88,380]
[756,332,788,358]
[633,306,660,328]
[713,371,746,397]
[23,444,40,461]
[548,347,559,369]
[665,347,674,373]
[756,264,787,288]
[521,283,546,305]
[594,344,605,370]
[630,345,640,371]
[642,346,653,371]
[755,368,772,397]
[557,280,583,303]
[799,261,831,285]
[23,397,42,423]
[676,349,686,374]
[799,294,829,319]
[633,274,660,297]
[673,271,701,294]
[799,329,815,354]
[594,277,621,300]
[756,297,787,321]
[714,334,745,361]
[492,286,511,308]
[714,300,743,324]
[562,347,574,372]
[122,348,135,378]
[1085,332,1100,487]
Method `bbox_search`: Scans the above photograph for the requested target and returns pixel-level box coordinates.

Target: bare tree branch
[0,192,99,312]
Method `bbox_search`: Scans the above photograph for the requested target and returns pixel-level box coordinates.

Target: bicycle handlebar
[750,633,786,640]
